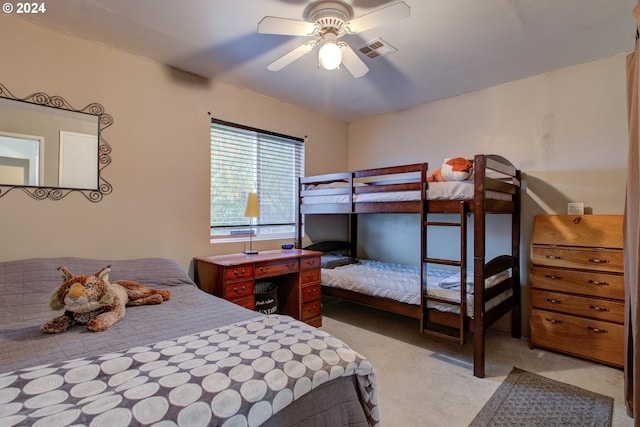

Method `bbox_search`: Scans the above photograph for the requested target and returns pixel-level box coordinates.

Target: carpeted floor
[320,298,632,427]
[469,367,614,426]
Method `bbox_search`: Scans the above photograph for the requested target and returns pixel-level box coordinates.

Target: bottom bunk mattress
[321,259,511,317]
[0,257,378,426]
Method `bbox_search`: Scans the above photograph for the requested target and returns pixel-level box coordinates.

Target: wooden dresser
[529,214,624,367]
[194,249,323,327]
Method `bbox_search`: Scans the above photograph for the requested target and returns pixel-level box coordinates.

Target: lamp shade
[244,192,260,218]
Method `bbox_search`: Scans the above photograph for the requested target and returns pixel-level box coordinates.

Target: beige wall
[348,53,629,333]
[0,15,348,272]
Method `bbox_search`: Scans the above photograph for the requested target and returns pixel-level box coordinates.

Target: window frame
[209,118,304,243]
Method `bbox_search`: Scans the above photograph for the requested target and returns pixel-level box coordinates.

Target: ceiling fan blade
[267,41,316,71]
[258,16,317,36]
[345,1,411,34]
[340,44,369,78]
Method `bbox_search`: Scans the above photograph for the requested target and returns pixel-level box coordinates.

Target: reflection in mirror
[0,83,113,201]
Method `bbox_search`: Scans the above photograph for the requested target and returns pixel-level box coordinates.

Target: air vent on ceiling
[358,37,397,59]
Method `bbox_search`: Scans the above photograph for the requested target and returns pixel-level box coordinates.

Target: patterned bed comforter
[1,315,378,427]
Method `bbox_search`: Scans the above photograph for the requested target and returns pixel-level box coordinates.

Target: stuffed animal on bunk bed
[427,157,474,182]
[41,265,171,333]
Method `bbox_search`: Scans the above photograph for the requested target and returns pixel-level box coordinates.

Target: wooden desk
[194,249,323,327]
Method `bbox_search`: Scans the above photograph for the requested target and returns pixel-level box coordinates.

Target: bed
[296,154,521,378]
[0,257,378,426]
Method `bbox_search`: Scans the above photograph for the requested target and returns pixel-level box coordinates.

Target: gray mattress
[0,257,377,426]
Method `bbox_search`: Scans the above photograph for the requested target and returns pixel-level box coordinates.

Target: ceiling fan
[258,1,410,78]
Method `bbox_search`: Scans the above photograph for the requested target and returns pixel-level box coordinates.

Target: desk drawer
[223,266,253,282]
[233,296,254,310]
[301,300,321,321]
[224,280,253,299]
[255,259,298,278]
[530,309,623,367]
[300,269,320,285]
[530,266,624,300]
[301,283,321,303]
[531,246,623,273]
[301,256,321,271]
[531,290,624,323]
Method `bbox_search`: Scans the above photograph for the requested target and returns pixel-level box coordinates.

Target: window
[210,119,304,241]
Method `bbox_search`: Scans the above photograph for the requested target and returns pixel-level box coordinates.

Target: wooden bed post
[511,169,522,339]
[473,154,487,378]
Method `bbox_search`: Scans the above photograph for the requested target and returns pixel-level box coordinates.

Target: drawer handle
[307,288,317,296]
[589,258,610,264]
[287,263,296,269]
[233,269,246,276]
[545,318,562,325]
[588,326,608,334]
[545,255,563,260]
[233,286,246,294]
[589,305,609,312]
[307,306,317,313]
[259,266,270,272]
[544,274,562,280]
[545,298,562,304]
[588,280,610,286]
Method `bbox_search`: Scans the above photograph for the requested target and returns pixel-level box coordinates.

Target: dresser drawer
[530,309,623,367]
[531,290,624,323]
[532,215,623,248]
[301,256,321,271]
[300,269,320,285]
[301,300,321,321]
[255,259,299,278]
[223,265,253,282]
[531,266,624,300]
[224,280,253,299]
[531,246,623,273]
[301,283,321,303]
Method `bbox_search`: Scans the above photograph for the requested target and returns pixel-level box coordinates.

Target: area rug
[469,367,614,427]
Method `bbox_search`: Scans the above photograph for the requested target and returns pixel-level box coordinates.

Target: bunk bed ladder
[421,201,468,345]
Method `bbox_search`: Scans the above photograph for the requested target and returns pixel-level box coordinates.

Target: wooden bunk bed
[295,154,521,378]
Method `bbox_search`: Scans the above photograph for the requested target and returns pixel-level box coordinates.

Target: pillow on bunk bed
[321,254,360,269]
[438,270,510,293]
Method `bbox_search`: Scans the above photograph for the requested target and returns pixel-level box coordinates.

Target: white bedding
[321,259,512,317]
[302,180,511,204]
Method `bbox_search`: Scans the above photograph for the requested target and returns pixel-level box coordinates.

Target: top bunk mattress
[302,181,511,204]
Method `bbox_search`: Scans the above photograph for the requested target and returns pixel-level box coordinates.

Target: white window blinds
[210,119,304,238]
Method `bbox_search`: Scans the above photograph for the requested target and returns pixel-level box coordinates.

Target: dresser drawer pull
[588,258,610,264]
[588,280,610,286]
[259,266,270,273]
[307,306,317,313]
[544,274,562,280]
[307,288,318,296]
[545,298,562,304]
[545,318,562,325]
[588,326,608,334]
[589,305,609,312]
[233,286,246,294]
[545,255,563,260]
[233,269,246,276]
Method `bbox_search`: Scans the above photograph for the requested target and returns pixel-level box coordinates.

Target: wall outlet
[567,203,584,215]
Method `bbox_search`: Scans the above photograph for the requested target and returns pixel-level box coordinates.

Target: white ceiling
[18,0,637,122]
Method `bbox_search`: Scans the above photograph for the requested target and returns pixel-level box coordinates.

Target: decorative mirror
[0,83,113,201]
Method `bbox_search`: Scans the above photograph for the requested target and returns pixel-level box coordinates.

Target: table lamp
[244,192,259,254]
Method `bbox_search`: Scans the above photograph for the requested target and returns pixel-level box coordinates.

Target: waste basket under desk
[194,249,323,327]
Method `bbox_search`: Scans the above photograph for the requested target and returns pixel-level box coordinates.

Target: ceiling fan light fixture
[318,32,342,71]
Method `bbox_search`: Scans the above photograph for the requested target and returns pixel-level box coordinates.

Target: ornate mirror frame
[0,82,113,202]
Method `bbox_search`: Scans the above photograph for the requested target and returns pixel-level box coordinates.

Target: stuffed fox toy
[427,157,474,182]
[41,265,171,333]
